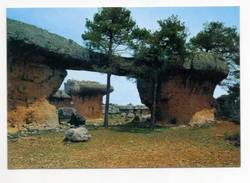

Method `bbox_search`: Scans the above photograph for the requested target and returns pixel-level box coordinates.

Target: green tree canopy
[82,7,136,58]
[189,21,239,87]
[131,15,188,78]
[82,7,136,128]
[189,21,239,65]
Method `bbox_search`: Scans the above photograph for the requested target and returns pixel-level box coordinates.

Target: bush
[216,93,240,124]
[224,132,240,147]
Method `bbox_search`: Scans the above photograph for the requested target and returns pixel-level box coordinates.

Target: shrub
[224,132,240,147]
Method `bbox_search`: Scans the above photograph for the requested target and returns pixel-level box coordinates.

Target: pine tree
[82,8,136,128]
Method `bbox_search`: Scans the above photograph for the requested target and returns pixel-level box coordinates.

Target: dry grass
[8,121,240,169]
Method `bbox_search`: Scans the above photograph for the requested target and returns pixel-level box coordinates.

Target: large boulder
[64,126,91,142]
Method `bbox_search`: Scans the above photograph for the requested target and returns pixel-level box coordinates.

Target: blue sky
[7,7,239,105]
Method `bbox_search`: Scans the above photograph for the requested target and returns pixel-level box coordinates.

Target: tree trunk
[104,33,113,128]
[151,75,158,128]
[104,72,111,128]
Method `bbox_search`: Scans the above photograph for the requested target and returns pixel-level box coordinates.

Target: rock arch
[7,19,228,131]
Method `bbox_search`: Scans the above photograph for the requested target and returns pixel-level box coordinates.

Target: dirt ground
[8,121,240,168]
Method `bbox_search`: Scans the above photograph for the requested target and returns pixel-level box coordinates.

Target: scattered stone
[64,126,91,142]
[189,120,215,128]
[121,112,127,117]
[171,125,188,129]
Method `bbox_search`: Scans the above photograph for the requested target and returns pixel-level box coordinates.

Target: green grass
[8,121,240,169]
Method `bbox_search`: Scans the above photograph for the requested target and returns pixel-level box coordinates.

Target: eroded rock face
[7,19,229,130]
[71,95,104,120]
[137,74,217,126]
[137,52,229,126]
[64,80,112,120]
[7,59,67,132]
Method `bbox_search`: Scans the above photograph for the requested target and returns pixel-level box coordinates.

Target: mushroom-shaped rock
[137,52,229,126]
[64,79,114,96]
[7,19,117,132]
[64,80,114,120]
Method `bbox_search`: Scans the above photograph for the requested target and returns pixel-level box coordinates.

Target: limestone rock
[64,126,91,142]
[137,71,227,126]
[8,99,59,132]
[7,59,66,132]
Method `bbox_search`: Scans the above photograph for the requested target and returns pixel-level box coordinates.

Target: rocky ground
[8,121,240,168]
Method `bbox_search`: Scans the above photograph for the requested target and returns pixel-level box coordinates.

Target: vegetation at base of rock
[8,121,240,168]
[224,132,240,147]
[216,84,240,124]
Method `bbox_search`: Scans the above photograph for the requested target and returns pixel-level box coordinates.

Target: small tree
[131,15,188,127]
[82,8,135,128]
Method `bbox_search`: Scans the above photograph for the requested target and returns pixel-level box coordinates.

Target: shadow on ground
[109,121,163,134]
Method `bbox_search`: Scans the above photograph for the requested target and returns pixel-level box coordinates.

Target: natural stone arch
[7,19,135,132]
[7,18,228,131]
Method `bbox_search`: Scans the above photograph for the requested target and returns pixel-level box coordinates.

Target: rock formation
[7,19,137,131]
[7,59,66,132]
[7,19,136,75]
[49,90,72,109]
[7,18,229,131]
[137,53,229,126]
[64,80,113,120]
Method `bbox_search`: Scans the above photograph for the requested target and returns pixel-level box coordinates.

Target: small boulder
[127,113,135,118]
[140,114,151,123]
[189,120,214,128]
[64,126,91,142]
[121,112,127,117]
